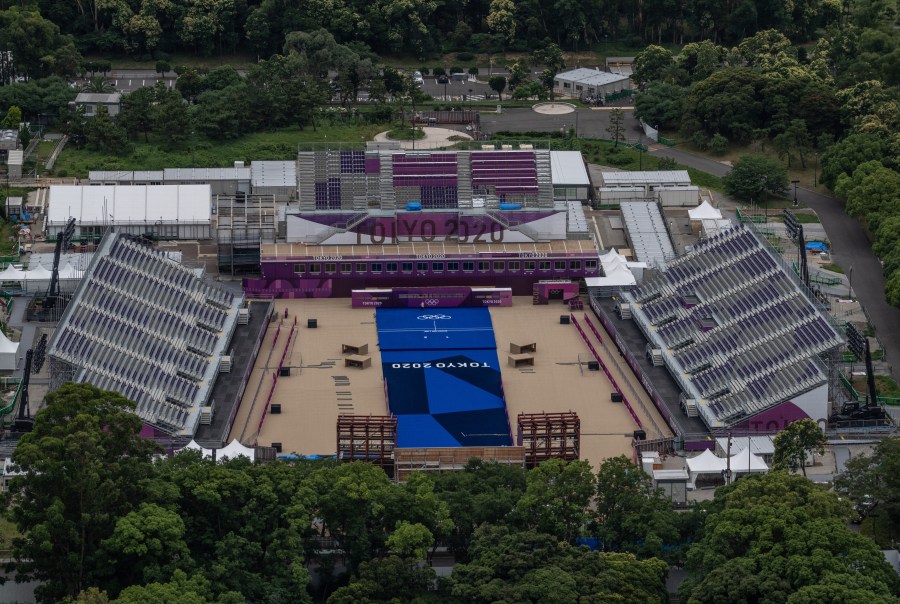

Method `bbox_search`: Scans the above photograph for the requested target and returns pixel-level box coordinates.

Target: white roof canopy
[686,449,728,474]
[729,447,769,473]
[48,185,212,226]
[689,200,723,220]
[218,439,256,461]
[0,330,19,354]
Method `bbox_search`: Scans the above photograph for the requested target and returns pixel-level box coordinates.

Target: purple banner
[352,287,512,308]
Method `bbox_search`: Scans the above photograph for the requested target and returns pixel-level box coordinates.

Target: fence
[839,374,900,406]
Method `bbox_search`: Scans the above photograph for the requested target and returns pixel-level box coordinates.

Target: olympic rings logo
[425,299,440,306]
[417,314,452,320]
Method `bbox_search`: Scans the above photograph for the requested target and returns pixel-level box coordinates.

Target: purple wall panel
[365,157,381,174]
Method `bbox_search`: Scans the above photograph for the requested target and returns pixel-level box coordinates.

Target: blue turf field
[375,308,511,447]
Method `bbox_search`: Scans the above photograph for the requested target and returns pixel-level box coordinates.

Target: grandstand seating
[624,224,843,428]
[49,234,243,436]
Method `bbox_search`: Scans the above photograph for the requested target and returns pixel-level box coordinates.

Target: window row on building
[290,258,598,276]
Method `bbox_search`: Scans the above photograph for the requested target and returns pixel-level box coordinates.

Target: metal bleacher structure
[620,201,676,267]
[48,230,245,436]
[296,148,555,213]
[621,224,844,430]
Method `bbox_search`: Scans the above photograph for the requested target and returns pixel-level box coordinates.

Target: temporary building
[0,331,19,371]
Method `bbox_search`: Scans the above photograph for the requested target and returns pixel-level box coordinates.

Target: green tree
[486,0,516,43]
[634,82,686,128]
[386,521,433,560]
[508,59,530,90]
[532,42,565,100]
[0,7,81,80]
[118,87,155,142]
[446,525,668,603]
[0,105,22,128]
[723,153,789,200]
[80,76,115,93]
[606,108,626,147]
[151,85,192,149]
[489,75,507,101]
[431,459,527,561]
[820,133,892,189]
[631,45,674,89]
[772,418,827,476]
[85,105,131,154]
[514,459,594,542]
[835,438,900,531]
[680,472,900,604]
[99,503,191,594]
[708,133,729,154]
[5,383,160,604]
[326,556,436,604]
[835,161,900,231]
[594,455,680,560]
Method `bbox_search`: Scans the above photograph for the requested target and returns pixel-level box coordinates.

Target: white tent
[729,446,769,474]
[58,262,78,279]
[218,439,256,461]
[688,200,723,220]
[0,331,18,371]
[175,440,213,458]
[0,265,25,283]
[23,264,52,292]
[585,248,640,288]
[686,449,727,489]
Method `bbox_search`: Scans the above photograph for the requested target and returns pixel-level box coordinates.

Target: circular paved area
[373,127,472,150]
[533,102,576,115]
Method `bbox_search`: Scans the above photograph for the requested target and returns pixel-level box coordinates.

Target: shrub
[456,52,475,62]
[418,67,429,76]
[709,133,729,154]
[468,66,479,75]
[433,67,446,76]
[450,66,464,74]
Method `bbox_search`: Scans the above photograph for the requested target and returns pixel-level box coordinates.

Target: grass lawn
[97,52,258,71]
[822,263,845,274]
[0,515,20,550]
[52,123,391,177]
[851,375,900,399]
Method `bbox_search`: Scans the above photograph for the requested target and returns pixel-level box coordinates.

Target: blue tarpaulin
[806,241,828,252]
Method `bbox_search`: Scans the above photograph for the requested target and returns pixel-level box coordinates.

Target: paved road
[650,145,900,375]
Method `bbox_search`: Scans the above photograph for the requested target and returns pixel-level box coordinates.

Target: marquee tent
[686,449,727,489]
[175,440,214,458]
[218,439,256,461]
[0,331,19,371]
[729,446,769,475]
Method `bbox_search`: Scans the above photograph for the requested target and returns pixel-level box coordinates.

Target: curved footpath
[649,145,900,375]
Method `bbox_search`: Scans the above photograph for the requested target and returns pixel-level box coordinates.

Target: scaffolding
[393,446,525,482]
[215,194,277,277]
[517,411,581,467]
[336,414,397,473]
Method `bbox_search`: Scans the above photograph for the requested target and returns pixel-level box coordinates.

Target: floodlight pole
[791,180,799,207]
[849,265,853,299]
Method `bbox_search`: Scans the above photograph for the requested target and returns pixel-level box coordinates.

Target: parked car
[437,75,449,84]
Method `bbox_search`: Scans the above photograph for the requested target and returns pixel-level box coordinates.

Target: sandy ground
[372,127,473,150]
[230,296,671,469]
[533,102,576,115]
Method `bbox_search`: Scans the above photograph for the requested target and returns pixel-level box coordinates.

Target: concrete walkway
[650,146,900,375]
[373,127,471,150]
